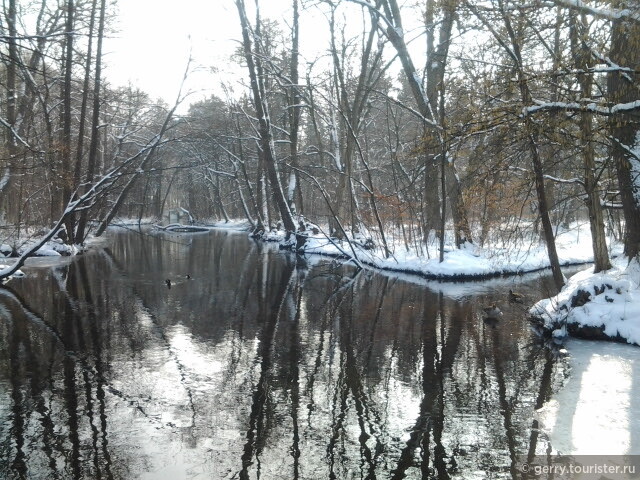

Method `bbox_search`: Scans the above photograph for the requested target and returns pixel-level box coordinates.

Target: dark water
[0,229,568,479]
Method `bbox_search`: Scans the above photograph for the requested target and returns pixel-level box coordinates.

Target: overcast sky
[104,1,420,111]
[105,1,299,107]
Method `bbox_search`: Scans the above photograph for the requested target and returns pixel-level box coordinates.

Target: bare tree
[465,0,565,291]
[347,0,473,249]
[569,10,611,272]
[608,5,640,260]
[235,0,296,235]
[74,0,107,243]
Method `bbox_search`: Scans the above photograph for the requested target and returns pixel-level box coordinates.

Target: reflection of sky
[537,339,640,455]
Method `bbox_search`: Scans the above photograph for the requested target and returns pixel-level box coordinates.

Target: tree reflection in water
[0,230,562,479]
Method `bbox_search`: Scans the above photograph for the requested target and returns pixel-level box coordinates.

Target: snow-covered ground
[0,237,76,258]
[263,219,623,279]
[0,233,78,280]
[530,257,640,346]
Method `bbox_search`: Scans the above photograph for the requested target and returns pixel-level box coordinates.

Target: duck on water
[482,304,503,319]
[509,289,525,303]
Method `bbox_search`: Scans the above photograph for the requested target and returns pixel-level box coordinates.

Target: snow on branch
[548,0,640,24]
[0,116,40,150]
[591,51,635,83]
[524,99,640,116]
[206,167,236,178]
[543,174,585,186]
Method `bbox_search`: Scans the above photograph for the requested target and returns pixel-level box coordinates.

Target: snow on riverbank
[0,237,76,281]
[0,237,76,258]
[257,220,622,280]
[530,257,640,346]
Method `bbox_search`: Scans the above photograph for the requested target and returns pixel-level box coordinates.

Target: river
[0,228,589,479]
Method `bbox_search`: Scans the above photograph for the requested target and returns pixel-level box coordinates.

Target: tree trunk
[445,160,472,244]
[75,0,106,243]
[501,3,565,291]
[327,3,387,238]
[72,0,98,194]
[233,116,263,228]
[235,0,296,235]
[327,5,355,238]
[608,13,640,260]
[287,0,303,215]
[422,154,441,241]
[59,0,75,235]
[95,101,178,236]
[257,149,269,226]
[213,174,231,222]
[372,0,472,248]
[570,12,611,272]
[465,0,564,291]
[2,0,18,221]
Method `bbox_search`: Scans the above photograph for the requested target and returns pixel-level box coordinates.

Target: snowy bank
[238,219,640,347]
[0,238,77,281]
[529,257,640,346]
[258,220,622,281]
[1,237,76,258]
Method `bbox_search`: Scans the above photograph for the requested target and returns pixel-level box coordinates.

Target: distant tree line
[1,0,639,292]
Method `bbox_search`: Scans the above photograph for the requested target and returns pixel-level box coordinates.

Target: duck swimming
[482,304,503,318]
[509,289,524,303]
[165,279,172,289]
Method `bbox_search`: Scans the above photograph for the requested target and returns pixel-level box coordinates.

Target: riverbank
[529,256,640,346]
[216,219,620,280]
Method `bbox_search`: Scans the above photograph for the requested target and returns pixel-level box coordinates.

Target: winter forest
[1,0,640,296]
[4,1,640,477]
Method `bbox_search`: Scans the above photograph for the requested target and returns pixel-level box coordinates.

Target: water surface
[0,229,567,479]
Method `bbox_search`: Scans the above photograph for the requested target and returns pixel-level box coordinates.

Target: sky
[105,1,301,108]
[106,0,249,106]
[104,0,428,113]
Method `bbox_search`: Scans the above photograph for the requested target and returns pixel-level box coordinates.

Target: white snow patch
[301,221,622,280]
[208,219,252,230]
[530,256,640,345]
